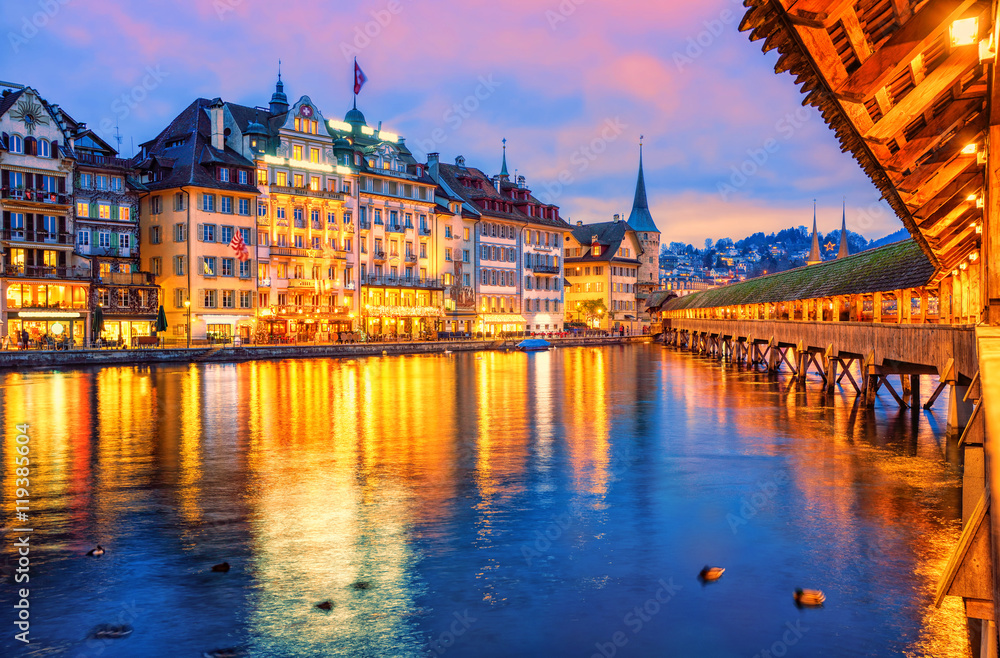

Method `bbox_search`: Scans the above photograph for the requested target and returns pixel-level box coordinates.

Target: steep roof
[437,161,570,230]
[567,220,642,263]
[837,202,850,259]
[645,290,677,311]
[626,145,658,233]
[136,98,259,195]
[662,239,933,311]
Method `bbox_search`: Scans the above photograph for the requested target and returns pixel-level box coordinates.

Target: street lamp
[184,299,191,348]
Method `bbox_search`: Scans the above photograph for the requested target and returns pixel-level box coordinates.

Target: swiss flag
[354,59,367,95]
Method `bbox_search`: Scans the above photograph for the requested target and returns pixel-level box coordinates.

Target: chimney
[427,152,440,182]
[209,98,225,151]
[517,175,526,188]
[613,213,620,223]
[492,175,501,192]
[591,235,599,245]
[576,220,583,226]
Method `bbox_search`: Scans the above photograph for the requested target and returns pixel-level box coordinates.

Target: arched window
[10,134,23,153]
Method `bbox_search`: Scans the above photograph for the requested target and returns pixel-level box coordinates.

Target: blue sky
[2,0,903,244]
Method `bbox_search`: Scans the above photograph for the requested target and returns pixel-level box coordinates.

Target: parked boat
[517,338,552,352]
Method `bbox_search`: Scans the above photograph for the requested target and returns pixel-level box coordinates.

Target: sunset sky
[3,0,904,244]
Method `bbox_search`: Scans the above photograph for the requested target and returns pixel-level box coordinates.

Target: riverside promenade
[0,335,650,370]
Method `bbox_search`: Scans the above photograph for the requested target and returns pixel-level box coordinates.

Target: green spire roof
[626,140,658,233]
[500,137,509,179]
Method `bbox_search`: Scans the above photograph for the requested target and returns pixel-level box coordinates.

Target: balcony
[271,304,351,316]
[76,152,133,170]
[359,220,371,230]
[1,188,70,206]
[373,250,387,263]
[4,265,92,280]
[1,229,74,245]
[86,246,134,258]
[269,185,344,201]
[96,271,155,285]
[311,221,323,230]
[363,274,443,289]
[344,223,356,233]
[405,253,418,263]
[531,263,560,275]
[258,277,272,287]
[332,249,348,260]
[419,227,432,236]
[387,224,405,234]
[271,246,314,258]
[287,278,319,288]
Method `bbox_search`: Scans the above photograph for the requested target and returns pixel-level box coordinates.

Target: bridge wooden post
[767,336,779,373]
[863,351,877,407]
[797,340,807,383]
[825,344,836,393]
[873,292,883,323]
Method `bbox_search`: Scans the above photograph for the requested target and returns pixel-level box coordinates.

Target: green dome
[345,107,366,126]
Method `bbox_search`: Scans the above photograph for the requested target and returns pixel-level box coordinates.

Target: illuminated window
[76,201,89,217]
[293,145,303,160]
[294,174,304,188]
[276,171,287,186]
[99,204,111,219]
[310,147,320,163]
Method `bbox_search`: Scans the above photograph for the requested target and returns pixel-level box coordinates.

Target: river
[0,343,968,656]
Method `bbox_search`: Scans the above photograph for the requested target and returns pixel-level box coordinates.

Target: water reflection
[0,345,967,656]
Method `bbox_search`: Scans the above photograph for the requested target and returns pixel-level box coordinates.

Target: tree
[577,298,608,326]
[704,238,713,250]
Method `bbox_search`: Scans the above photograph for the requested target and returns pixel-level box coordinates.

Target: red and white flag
[230,231,250,262]
[354,59,367,95]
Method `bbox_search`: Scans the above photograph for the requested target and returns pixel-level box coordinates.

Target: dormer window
[219,167,230,182]
[593,245,601,257]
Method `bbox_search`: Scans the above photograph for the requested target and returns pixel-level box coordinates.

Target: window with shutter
[197,224,204,241]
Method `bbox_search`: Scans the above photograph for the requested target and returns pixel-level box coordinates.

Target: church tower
[626,138,660,294]
[806,200,822,266]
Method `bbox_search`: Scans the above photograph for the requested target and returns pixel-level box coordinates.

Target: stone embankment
[0,336,651,370]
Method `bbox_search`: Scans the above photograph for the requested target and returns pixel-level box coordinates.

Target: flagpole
[353,57,357,109]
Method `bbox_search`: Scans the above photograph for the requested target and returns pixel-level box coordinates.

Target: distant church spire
[626,135,659,233]
[807,200,822,266]
[837,198,850,259]
[500,137,509,180]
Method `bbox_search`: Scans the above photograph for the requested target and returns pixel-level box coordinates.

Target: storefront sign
[17,311,81,318]
[364,305,442,317]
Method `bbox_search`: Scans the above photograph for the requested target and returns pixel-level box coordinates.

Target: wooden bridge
[653,1,1000,653]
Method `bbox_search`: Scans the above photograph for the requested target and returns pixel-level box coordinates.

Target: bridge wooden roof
[661,239,934,311]
[740,0,990,278]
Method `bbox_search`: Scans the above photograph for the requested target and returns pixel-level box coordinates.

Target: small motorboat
[517,338,551,352]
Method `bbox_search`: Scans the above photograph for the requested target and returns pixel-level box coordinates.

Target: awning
[480,314,526,324]
[624,315,636,320]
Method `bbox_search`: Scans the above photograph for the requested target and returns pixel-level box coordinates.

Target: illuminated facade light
[328,120,352,132]
[18,311,81,318]
[981,34,996,60]
[960,262,968,270]
[378,131,399,143]
[961,143,978,155]
[335,165,353,175]
[977,224,983,234]
[977,197,985,208]
[970,252,979,261]
[360,126,375,136]
[967,194,978,201]
[951,17,979,46]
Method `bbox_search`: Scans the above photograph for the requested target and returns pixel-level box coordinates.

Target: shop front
[478,313,527,338]
[364,305,443,340]
[197,314,255,343]
[98,316,155,345]
[5,281,90,347]
[258,307,355,343]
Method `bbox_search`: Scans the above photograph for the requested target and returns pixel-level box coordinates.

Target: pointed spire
[837,197,850,259]
[270,60,288,114]
[500,137,509,180]
[626,135,659,233]
[807,200,822,265]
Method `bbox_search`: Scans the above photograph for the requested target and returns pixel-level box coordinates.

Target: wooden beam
[786,0,856,27]
[865,47,980,142]
[915,172,982,222]
[837,0,977,101]
[901,155,979,207]
[886,100,985,173]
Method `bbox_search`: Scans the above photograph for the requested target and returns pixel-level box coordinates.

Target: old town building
[330,103,443,339]
[564,215,644,333]
[250,78,356,342]
[71,127,158,342]
[0,84,90,345]
[136,97,260,342]
[433,150,570,336]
